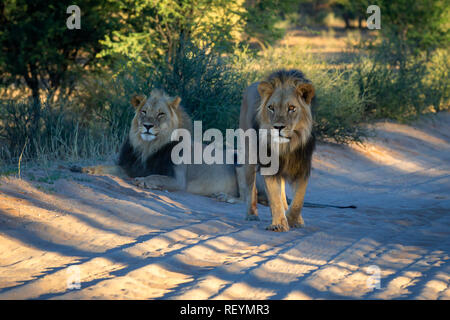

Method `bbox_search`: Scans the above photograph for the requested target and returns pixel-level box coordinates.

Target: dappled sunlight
[251,259,318,284]
[124,227,210,259]
[0,233,79,292]
[174,275,230,300]
[0,0,448,302]
[417,272,450,299]
[0,256,127,300]
[214,282,276,300]
[350,141,435,174]
[58,262,193,300]
[375,122,449,148]
[0,186,136,254]
[0,115,449,299]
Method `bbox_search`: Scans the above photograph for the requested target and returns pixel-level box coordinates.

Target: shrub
[352,0,450,121]
[80,40,248,134]
[153,40,247,132]
[354,44,449,121]
[425,50,450,112]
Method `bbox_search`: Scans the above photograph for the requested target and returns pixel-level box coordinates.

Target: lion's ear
[130,94,147,109]
[257,81,274,98]
[169,96,181,110]
[296,83,315,105]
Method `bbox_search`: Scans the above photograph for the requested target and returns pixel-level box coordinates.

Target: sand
[0,114,449,299]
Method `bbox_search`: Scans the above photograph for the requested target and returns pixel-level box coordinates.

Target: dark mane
[256,69,316,180]
[266,69,311,85]
[117,138,177,178]
[279,134,316,181]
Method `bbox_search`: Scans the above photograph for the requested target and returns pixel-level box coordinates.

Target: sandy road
[0,114,449,299]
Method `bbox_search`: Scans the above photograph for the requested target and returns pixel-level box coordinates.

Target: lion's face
[257,80,315,152]
[130,89,181,143]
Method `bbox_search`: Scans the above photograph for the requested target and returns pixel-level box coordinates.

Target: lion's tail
[67,164,127,178]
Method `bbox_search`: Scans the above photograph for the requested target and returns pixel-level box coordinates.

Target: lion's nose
[273,125,285,131]
[144,124,154,131]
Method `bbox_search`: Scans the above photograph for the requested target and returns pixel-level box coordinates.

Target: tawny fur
[237,69,316,231]
[73,89,240,201]
[129,89,192,164]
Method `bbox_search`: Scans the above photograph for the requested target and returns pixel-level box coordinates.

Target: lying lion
[73,89,241,201]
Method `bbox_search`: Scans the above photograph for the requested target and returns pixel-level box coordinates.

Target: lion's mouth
[271,131,291,144]
[141,132,157,141]
[273,136,290,144]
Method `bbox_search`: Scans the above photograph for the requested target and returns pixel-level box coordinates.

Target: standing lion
[237,69,316,232]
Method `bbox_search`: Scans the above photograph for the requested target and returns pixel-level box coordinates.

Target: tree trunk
[24,64,41,153]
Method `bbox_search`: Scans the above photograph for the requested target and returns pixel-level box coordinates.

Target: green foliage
[354,0,450,120]
[82,40,247,134]
[354,56,426,120]
[425,50,450,112]
[297,0,330,26]
[243,0,297,46]
[355,49,449,120]
[152,40,247,132]
[99,0,245,67]
[330,0,369,28]
[313,69,366,142]
[375,0,449,56]
[0,0,120,157]
[0,0,119,99]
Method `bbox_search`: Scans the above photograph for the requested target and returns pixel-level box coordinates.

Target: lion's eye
[157,112,165,118]
[140,110,146,115]
[288,105,296,112]
[267,105,274,112]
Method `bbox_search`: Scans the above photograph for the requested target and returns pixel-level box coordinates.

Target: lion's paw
[266,224,289,232]
[133,177,162,190]
[212,192,240,204]
[287,214,305,228]
[289,222,305,228]
[266,219,289,232]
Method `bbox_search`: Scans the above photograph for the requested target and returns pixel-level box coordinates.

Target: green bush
[425,50,450,112]
[352,0,450,121]
[79,40,248,134]
[153,40,247,132]
[354,44,449,121]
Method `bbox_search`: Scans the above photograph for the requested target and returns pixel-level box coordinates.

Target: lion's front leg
[264,175,289,232]
[280,178,289,212]
[133,165,187,192]
[286,178,309,228]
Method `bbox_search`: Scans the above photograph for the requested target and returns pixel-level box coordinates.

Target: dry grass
[275,27,370,69]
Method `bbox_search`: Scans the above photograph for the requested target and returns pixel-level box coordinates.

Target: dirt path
[0,114,449,299]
